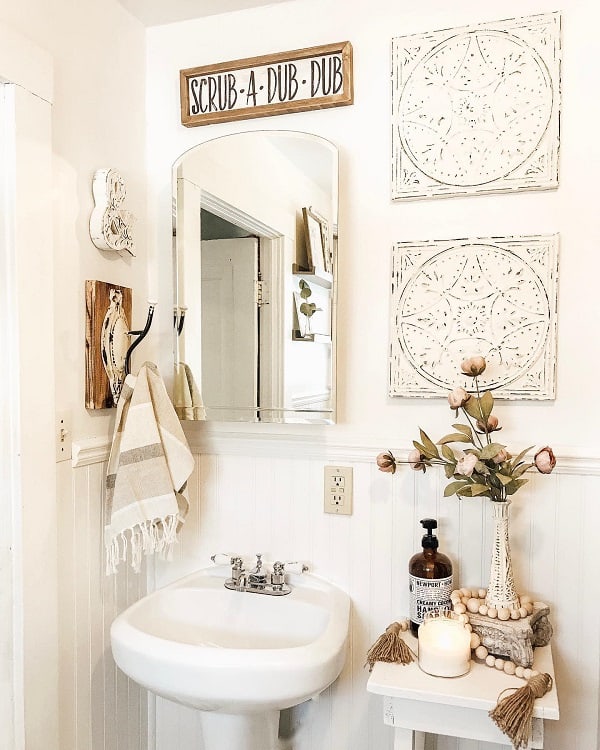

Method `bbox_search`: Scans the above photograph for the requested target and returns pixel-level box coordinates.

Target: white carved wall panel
[389,235,559,399]
[391,12,561,200]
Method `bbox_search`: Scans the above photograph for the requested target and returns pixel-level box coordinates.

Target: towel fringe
[105,514,181,575]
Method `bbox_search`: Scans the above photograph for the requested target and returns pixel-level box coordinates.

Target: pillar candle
[418,614,471,677]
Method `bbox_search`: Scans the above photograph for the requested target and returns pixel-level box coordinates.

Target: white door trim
[0,20,55,750]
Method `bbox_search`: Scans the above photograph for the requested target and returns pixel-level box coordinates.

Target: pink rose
[448,387,470,409]
[456,453,478,477]
[534,446,556,474]
[461,356,486,377]
[376,451,396,474]
[408,448,427,472]
[475,415,500,433]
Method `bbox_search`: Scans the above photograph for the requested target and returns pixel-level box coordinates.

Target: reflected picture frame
[302,206,331,274]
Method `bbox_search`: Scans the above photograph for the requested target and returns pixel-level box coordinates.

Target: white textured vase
[485,500,520,611]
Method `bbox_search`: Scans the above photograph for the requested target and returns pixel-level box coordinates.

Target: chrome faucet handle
[271,561,286,588]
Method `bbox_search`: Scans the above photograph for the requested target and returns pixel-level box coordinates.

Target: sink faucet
[248,554,267,588]
[212,554,308,596]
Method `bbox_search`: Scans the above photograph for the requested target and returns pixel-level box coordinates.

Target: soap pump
[408,518,453,635]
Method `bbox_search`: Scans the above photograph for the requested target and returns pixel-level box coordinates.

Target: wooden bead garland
[450,587,534,622]
[451,589,538,681]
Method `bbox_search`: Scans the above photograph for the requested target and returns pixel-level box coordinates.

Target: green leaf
[441,444,456,463]
[412,440,438,461]
[438,432,472,444]
[463,397,483,421]
[511,462,533,479]
[479,391,494,421]
[479,442,506,460]
[510,446,534,468]
[470,483,491,496]
[299,279,311,298]
[444,481,470,497]
[474,460,490,475]
[452,423,474,440]
[505,478,529,495]
[444,463,455,479]
[494,472,513,486]
[456,486,475,497]
[419,429,440,459]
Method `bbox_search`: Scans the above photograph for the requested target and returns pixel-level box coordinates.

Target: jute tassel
[489,672,553,749]
[365,622,414,672]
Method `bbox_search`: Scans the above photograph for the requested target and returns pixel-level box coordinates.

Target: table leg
[393,728,426,750]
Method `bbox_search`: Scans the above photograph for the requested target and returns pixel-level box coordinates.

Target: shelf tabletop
[367,635,559,720]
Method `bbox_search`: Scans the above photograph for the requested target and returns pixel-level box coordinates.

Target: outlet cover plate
[324,465,353,515]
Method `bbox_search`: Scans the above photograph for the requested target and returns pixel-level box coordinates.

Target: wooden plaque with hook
[85,280,132,409]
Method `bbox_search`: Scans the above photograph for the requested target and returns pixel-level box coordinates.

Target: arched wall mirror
[172,131,338,423]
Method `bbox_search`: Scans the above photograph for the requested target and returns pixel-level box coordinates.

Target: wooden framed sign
[180,41,353,127]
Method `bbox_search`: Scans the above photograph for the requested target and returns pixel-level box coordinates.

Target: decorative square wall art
[389,235,559,399]
[391,13,561,200]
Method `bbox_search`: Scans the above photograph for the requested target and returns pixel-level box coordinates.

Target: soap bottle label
[409,574,453,624]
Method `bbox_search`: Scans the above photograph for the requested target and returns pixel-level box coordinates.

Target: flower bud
[475,414,500,433]
[448,387,470,409]
[408,448,427,472]
[376,451,396,474]
[492,448,511,465]
[456,453,478,477]
[461,355,486,377]
[534,446,556,474]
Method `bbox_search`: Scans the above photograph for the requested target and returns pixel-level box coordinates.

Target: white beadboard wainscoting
[65,436,600,750]
[57,457,148,750]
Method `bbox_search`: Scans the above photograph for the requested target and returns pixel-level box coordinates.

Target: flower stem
[474,375,491,445]
[460,408,485,449]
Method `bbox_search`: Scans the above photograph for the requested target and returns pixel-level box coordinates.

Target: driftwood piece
[469,602,552,668]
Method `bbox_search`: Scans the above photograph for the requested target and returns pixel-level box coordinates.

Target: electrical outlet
[56,410,72,463]
[324,465,353,515]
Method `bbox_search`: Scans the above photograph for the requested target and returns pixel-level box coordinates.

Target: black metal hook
[124,301,157,376]
[174,306,187,336]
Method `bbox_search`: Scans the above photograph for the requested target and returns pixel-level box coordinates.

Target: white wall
[0,2,151,749]
[147,0,600,455]
[144,1,600,749]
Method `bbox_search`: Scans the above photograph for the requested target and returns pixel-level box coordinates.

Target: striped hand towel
[105,362,195,574]
[174,361,206,421]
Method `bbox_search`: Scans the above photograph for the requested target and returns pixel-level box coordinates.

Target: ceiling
[118,0,291,27]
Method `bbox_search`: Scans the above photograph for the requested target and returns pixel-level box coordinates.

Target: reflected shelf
[292,264,333,289]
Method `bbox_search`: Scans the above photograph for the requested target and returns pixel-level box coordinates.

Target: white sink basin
[110,565,350,716]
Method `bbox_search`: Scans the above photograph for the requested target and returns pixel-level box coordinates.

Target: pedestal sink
[110,564,350,750]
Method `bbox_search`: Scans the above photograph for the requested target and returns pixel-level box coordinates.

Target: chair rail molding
[72,433,600,475]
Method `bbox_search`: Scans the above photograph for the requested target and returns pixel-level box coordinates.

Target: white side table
[367,636,559,749]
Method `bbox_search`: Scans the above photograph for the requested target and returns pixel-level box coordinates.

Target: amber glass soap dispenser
[409,518,453,635]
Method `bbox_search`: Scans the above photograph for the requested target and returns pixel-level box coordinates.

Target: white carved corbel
[89,168,136,255]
